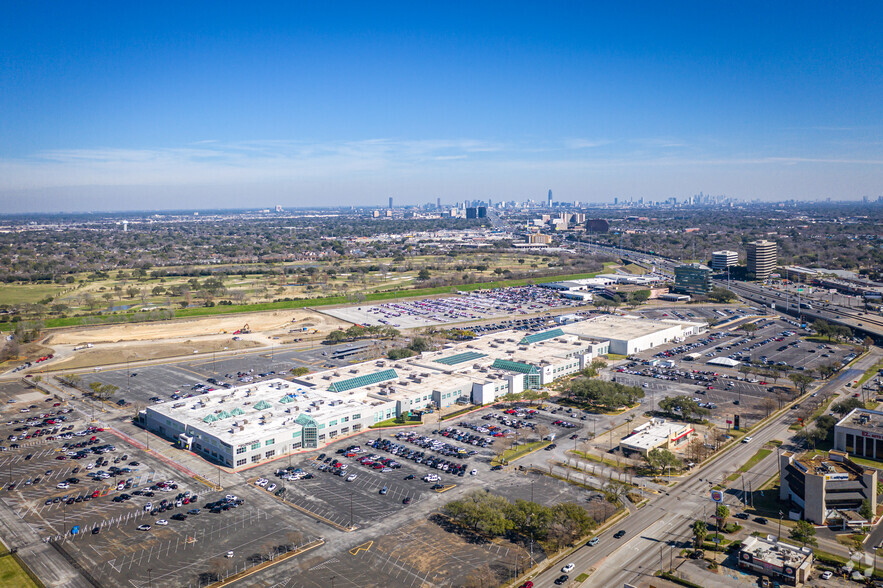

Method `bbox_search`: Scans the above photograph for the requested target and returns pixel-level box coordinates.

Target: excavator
[232,323,251,335]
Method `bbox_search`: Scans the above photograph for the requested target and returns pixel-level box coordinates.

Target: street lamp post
[778,510,783,541]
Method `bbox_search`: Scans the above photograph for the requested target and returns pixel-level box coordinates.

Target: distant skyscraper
[547,190,553,206]
[436,197,441,209]
[388,197,393,209]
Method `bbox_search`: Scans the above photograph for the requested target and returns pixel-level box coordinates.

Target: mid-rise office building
[747,240,777,281]
[673,263,713,296]
[779,449,877,525]
[711,250,739,271]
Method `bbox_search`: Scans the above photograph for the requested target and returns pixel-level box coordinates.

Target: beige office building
[747,240,777,280]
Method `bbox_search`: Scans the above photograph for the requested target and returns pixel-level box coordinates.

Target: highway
[722,280,883,341]
[527,349,880,587]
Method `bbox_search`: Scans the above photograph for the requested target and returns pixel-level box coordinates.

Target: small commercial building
[619,418,693,457]
[738,535,814,586]
[779,450,877,525]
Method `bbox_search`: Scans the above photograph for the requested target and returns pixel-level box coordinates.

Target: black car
[734,512,749,520]
[554,575,569,585]
[91,527,100,535]
[171,513,187,521]
[613,530,626,539]
[754,517,768,525]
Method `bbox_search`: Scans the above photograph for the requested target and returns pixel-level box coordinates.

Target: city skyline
[1,1,881,212]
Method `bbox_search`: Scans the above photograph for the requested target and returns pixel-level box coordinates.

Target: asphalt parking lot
[320,286,584,329]
[76,343,359,409]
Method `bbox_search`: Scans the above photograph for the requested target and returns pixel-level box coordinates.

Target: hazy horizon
[2,2,881,213]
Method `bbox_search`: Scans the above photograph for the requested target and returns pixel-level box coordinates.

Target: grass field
[1,268,610,332]
[0,284,65,305]
[858,358,883,386]
[0,540,39,588]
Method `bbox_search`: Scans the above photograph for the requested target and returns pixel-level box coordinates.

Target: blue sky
[1,1,881,212]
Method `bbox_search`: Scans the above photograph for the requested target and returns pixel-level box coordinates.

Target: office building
[528,233,552,245]
[711,250,739,271]
[738,535,813,586]
[673,263,713,296]
[547,189,553,206]
[584,218,610,233]
[779,449,877,525]
[834,408,883,461]
[388,197,393,209]
[747,240,777,280]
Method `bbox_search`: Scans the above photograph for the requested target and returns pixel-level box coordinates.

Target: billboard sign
[711,489,724,503]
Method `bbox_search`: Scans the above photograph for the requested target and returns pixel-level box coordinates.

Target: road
[528,348,881,587]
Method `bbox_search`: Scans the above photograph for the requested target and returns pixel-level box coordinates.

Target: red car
[55,456,66,460]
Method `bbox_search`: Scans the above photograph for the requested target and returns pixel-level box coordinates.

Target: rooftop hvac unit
[350,369,359,374]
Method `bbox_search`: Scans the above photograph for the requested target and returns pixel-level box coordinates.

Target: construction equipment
[233,324,251,335]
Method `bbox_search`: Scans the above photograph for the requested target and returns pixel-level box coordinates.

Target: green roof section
[328,369,398,393]
[491,359,538,374]
[216,410,232,420]
[434,351,488,366]
[519,328,565,345]
[202,413,218,423]
[230,407,245,416]
[295,414,318,428]
[279,394,295,404]
[253,400,272,410]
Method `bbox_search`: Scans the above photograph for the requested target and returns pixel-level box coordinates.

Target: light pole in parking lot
[349,491,354,529]
[147,568,152,588]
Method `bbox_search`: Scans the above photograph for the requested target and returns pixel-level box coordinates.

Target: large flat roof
[562,314,683,341]
[147,378,388,445]
[836,408,883,435]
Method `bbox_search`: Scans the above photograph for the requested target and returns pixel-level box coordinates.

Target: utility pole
[778,510,783,541]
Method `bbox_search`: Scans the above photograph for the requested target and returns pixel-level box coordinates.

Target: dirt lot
[45,309,349,346]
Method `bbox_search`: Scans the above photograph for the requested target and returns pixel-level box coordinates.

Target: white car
[741,436,753,444]
[56,482,69,489]
[346,473,357,482]
[470,469,478,476]
[225,551,234,558]
[137,524,151,531]
[562,563,575,573]
[155,519,168,526]
[267,483,277,492]
[819,571,832,580]
[254,478,265,486]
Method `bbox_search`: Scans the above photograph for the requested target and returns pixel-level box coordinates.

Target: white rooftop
[147,378,387,443]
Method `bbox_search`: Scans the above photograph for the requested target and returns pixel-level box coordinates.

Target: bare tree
[760,397,777,417]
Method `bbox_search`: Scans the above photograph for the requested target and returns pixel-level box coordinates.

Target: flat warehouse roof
[563,314,682,341]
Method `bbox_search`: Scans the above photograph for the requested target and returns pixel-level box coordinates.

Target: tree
[534,424,550,442]
[88,382,119,400]
[760,397,777,417]
[789,520,817,547]
[832,397,864,415]
[708,287,736,303]
[692,520,708,548]
[797,426,826,450]
[741,322,758,335]
[646,448,682,475]
[788,373,814,395]
[714,503,730,535]
[658,396,709,422]
[290,367,310,377]
[862,337,874,350]
[860,499,874,521]
[417,268,431,281]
